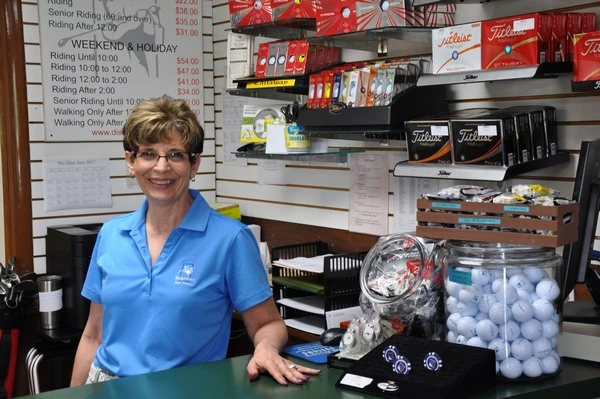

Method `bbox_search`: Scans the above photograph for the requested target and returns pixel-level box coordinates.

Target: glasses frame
[129,150,195,166]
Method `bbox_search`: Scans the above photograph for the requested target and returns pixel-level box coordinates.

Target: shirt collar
[118,190,210,233]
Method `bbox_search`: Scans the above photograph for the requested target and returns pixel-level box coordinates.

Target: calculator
[283,341,340,364]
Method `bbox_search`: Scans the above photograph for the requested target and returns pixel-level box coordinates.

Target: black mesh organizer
[271,242,367,329]
[336,335,496,399]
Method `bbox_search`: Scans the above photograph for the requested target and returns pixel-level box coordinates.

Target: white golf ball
[505,268,523,278]
[550,336,558,349]
[536,278,560,301]
[511,300,534,322]
[445,279,463,298]
[540,351,560,374]
[446,295,459,313]
[488,338,510,361]
[447,330,458,343]
[457,316,478,338]
[489,302,511,324]
[478,294,498,313]
[476,319,499,341]
[446,312,462,333]
[522,357,543,378]
[455,334,467,345]
[475,312,488,321]
[509,274,534,292]
[457,302,479,317]
[459,286,481,304]
[542,320,559,338]
[492,278,507,293]
[516,288,533,303]
[467,336,488,349]
[481,284,493,294]
[532,337,552,359]
[511,338,533,361]
[496,361,500,374]
[523,267,546,283]
[520,319,544,341]
[496,284,519,305]
[471,268,491,286]
[498,320,520,342]
[500,357,523,379]
[532,299,555,321]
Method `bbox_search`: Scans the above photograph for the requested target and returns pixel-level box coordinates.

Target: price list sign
[38,0,204,141]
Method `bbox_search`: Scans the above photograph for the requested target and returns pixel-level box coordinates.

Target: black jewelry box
[336,334,496,399]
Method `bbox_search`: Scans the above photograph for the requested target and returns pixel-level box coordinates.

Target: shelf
[417,62,573,86]
[308,27,431,53]
[393,151,570,181]
[297,85,448,138]
[233,150,363,163]
[227,75,309,101]
[412,0,493,5]
[229,18,316,40]
[571,80,600,92]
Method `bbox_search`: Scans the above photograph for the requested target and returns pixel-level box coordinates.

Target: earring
[190,176,196,182]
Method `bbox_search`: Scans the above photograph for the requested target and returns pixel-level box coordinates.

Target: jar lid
[445,241,560,267]
[359,234,429,305]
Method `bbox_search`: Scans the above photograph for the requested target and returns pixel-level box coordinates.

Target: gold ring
[288,364,298,370]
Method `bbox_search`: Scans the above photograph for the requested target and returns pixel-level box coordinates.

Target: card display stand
[336,335,496,399]
[415,199,579,247]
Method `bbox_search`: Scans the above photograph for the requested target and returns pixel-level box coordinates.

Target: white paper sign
[349,154,389,236]
[37,1,204,141]
[43,157,112,212]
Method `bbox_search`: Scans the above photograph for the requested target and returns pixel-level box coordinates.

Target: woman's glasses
[132,151,193,166]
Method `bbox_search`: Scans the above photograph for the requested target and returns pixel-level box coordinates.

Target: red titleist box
[566,13,583,62]
[481,13,551,69]
[581,13,597,33]
[573,30,600,82]
[272,0,317,20]
[550,13,567,62]
[229,0,273,27]
[316,0,357,36]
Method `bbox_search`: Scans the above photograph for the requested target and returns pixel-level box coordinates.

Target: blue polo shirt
[82,190,272,377]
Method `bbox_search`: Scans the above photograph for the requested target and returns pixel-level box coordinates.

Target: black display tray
[296,85,448,137]
[336,335,496,399]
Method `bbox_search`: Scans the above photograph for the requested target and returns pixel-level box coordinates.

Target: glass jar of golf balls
[440,241,562,381]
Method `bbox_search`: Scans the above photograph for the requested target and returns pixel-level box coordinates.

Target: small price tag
[514,18,535,32]
[477,125,498,136]
[431,125,449,136]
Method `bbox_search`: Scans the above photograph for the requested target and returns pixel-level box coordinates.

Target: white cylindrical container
[37,275,63,330]
[439,241,563,381]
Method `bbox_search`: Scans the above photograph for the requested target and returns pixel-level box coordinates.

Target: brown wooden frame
[0,0,33,274]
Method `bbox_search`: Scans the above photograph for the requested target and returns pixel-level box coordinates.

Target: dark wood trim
[0,0,33,274]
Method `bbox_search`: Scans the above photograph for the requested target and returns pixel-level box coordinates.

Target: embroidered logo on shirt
[175,263,195,286]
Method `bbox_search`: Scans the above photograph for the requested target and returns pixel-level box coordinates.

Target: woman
[70,95,319,386]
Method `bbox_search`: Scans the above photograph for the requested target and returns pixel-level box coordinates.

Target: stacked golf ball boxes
[441,241,563,380]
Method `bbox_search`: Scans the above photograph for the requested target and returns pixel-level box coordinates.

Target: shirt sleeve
[81,228,104,303]
[225,226,272,313]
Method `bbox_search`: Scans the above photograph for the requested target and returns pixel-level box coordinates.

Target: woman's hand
[247,341,321,385]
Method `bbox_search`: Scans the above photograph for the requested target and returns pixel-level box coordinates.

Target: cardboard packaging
[573,30,600,82]
[240,104,286,143]
[404,108,492,164]
[432,22,482,74]
[451,112,518,166]
[272,0,317,20]
[550,13,567,62]
[255,42,270,77]
[229,0,273,27]
[355,0,425,30]
[503,106,548,160]
[481,13,551,69]
[566,13,582,62]
[315,0,357,36]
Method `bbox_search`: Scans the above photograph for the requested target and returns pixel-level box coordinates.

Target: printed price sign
[38,0,204,141]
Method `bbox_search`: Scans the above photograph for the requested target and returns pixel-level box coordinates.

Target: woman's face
[126,132,200,207]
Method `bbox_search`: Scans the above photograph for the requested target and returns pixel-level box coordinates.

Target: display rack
[393,151,571,181]
[227,75,309,101]
[233,149,363,163]
[571,80,600,92]
[228,18,316,40]
[417,62,573,86]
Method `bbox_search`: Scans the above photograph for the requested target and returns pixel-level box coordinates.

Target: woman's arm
[241,298,320,385]
[70,302,103,386]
